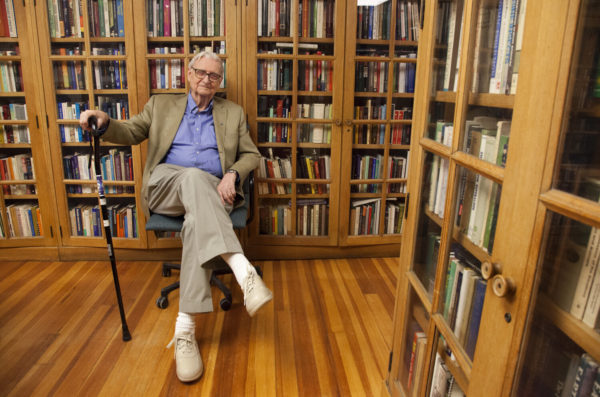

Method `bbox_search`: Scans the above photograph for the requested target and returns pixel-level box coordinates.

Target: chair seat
[146,206,248,233]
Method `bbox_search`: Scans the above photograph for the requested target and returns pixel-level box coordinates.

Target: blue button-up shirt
[162,94,222,177]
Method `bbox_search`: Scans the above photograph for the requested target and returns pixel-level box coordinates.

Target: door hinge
[50,226,53,237]
[404,193,409,218]
[388,351,393,372]
[59,226,63,237]
[35,115,39,129]
[46,114,49,128]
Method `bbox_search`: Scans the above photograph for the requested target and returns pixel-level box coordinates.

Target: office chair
[145,171,259,311]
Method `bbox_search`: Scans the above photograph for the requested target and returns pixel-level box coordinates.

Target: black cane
[88,116,132,342]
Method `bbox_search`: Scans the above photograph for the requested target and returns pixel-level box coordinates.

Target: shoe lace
[244,271,256,306]
[167,334,194,354]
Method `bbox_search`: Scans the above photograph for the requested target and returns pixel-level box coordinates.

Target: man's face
[187,56,223,101]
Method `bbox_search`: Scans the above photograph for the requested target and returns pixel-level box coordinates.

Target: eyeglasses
[190,67,222,82]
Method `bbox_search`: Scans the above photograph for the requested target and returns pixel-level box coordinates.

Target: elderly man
[80,51,272,383]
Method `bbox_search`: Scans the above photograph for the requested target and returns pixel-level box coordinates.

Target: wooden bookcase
[243,0,421,251]
[130,0,240,249]
[385,0,600,396]
[33,0,144,249]
[0,0,58,248]
[339,1,420,246]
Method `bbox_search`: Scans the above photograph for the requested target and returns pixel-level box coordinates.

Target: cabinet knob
[481,261,500,280]
[492,275,515,298]
[344,119,352,126]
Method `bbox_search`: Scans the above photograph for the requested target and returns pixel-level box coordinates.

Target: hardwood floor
[0,257,398,396]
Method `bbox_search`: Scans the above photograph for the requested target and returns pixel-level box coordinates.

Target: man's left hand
[217,172,237,205]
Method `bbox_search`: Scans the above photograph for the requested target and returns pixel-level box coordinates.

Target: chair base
[155,262,263,311]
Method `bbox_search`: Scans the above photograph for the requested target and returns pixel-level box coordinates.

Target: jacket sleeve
[101,96,155,145]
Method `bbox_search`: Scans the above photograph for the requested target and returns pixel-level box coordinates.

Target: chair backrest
[145,171,254,232]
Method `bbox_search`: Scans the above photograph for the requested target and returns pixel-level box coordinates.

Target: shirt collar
[187,92,214,115]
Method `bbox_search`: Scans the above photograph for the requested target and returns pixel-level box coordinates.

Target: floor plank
[0,258,397,396]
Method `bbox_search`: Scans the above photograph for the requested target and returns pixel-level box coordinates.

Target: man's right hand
[80,110,109,132]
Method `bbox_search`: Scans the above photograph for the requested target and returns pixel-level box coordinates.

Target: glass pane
[440,244,485,360]
[470,0,527,95]
[460,112,512,167]
[258,0,292,37]
[397,287,429,395]
[553,1,600,198]
[432,0,465,93]
[297,199,329,236]
[454,166,502,253]
[259,199,291,235]
[412,152,448,296]
[515,211,600,396]
[429,344,467,396]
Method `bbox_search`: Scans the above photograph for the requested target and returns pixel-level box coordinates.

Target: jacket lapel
[212,97,228,172]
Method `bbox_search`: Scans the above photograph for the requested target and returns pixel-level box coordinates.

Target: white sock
[220,252,253,287]
[174,312,196,336]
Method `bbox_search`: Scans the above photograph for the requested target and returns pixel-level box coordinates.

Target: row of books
[427,121,452,218]
[88,0,126,38]
[60,125,89,143]
[405,329,427,397]
[395,1,420,42]
[549,177,600,330]
[297,199,328,236]
[393,60,417,93]
[353,123,411,145]
[257,0,290,37]
[93,60,127,90]
[350,197,390,235]
[257,155,292,194]
[53,61,85,90]
[257,96,291,118]
[149,48,185,90]
[298,0,334,39]
[357,2,391,40]
[0,103,26,120]
[0,153,34,181]
[147,0,183,37]
[354,102,412,121]
[257,122,290,143]
[0,61,22,92]
[4,203,42,238]
[69,202,137,238]
[433,0,462,92]
[47,0,82,38]
[298,102,332,119]
[63,149,133,182]
[189,0,226,37]
[429,353,466,397]
[298,153,330,180]
[471,0,527,94]
[455,118,510,252]
[298,58,333,92]
[0,125,29,144]
[298,123,331,144]
[0,0,16,38]
[386,199,405,234]
[96,96,130,120]
[57,100,88,120]
[257,59,292,91]
[442,248,486,359]
[258,204,291,235]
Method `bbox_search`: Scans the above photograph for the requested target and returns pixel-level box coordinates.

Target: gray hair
[189,51,224,74]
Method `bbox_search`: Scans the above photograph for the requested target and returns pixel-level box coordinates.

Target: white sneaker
[167,332,203,382]
[243,268,273,317]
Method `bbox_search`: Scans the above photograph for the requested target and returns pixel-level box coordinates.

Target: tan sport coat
[102,94,260,218]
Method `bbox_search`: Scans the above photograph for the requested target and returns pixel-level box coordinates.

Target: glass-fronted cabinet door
[514,0,600,395]
[386,0,573,395]
[245,0,346,246]
[339,0,421,247]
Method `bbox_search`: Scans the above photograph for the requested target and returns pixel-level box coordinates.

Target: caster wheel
[156,296,169,309]
[162,268,172,277]
[220,298,232,311]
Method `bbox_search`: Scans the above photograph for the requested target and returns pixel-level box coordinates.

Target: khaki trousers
[147,163,243,313]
